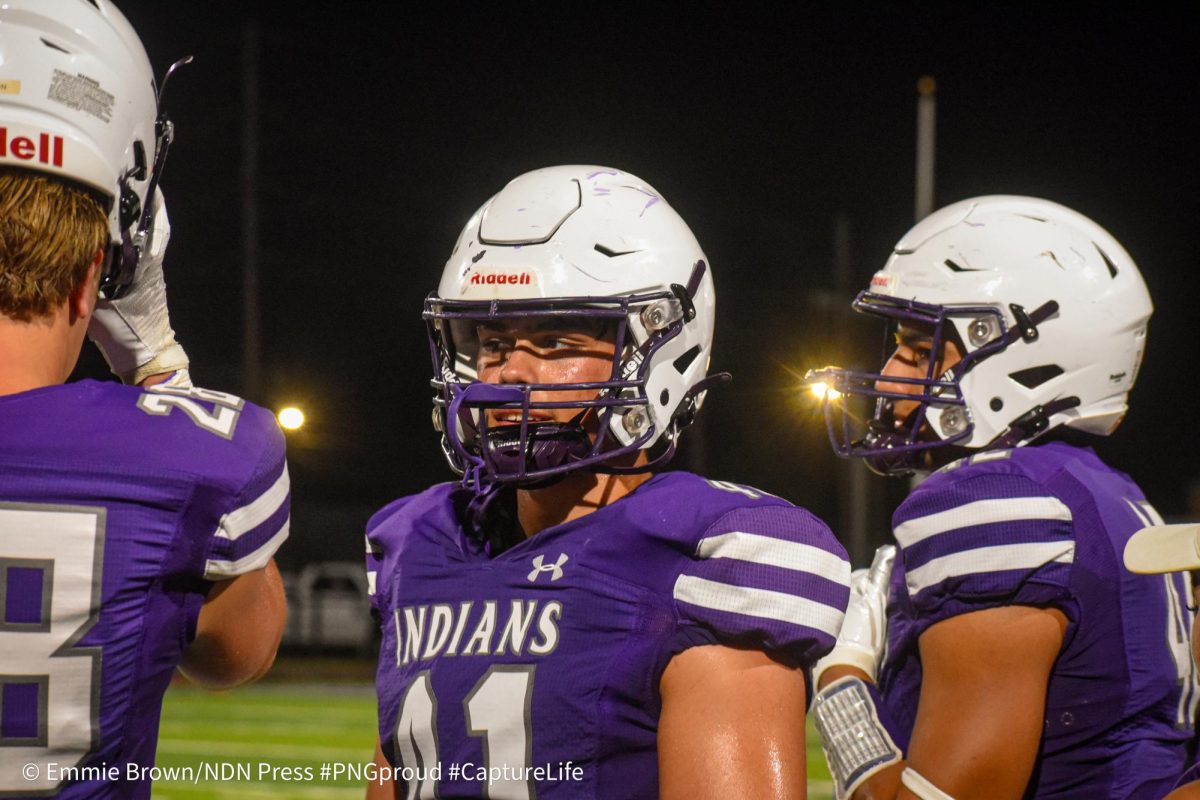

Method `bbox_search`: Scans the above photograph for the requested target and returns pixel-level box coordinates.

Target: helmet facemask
[808,292,1065,476]
[99,55,192,300]
[426,284,702,488]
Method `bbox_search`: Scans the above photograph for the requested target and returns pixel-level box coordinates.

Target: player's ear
[69,249,105,322]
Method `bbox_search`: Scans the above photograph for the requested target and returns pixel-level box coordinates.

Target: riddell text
[0,128,64,167]
[470,272,533,285]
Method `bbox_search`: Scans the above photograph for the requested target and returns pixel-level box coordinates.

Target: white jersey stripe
[215,465,290,541]
[894,497,1072,549]
[1124,497,1165,528]
[673,574,845,637]
[905,540,1074,597]
[205,519,290,579]
[696,531,851,587]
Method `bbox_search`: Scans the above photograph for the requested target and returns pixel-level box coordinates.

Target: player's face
[875,323,963,431]
[474,318,617,429]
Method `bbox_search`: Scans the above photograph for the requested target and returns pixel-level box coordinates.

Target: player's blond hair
[0,168,108,321]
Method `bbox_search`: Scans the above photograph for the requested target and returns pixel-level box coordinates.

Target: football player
[805,196,1193,799]
[0,2,289,797]
[365,165,850,799]
[1125,524,1200,798]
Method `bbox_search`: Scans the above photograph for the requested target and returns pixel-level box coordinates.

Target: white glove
[88,188,189,385]
[813,544,896,689]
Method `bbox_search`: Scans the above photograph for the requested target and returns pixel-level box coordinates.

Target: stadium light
[278,406,306,431]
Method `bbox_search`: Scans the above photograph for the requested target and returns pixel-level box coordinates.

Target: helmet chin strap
[986,396,1082,450]
[861,422,925,477]
[462,480,523,556]
[596,371,732,475]
[863,395,1083,476]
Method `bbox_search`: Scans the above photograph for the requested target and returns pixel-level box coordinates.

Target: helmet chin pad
[859,409,951,477]
[861,429,922,477]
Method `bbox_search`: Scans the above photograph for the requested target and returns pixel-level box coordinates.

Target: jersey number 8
[0,503,104,794]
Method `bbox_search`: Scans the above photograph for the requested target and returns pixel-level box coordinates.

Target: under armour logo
[528,553,569,583]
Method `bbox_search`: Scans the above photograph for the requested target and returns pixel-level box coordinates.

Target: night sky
[83,3,1199,567]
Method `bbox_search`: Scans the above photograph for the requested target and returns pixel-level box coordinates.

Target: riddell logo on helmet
[469,272,534,286]
[0,128,64,168]
[870,272,897,294]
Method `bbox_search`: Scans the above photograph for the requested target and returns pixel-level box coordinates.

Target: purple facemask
[445,383,594,488]
[806,291,1060,476]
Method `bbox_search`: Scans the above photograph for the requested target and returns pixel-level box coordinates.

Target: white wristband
[812,676,902,799]
[901,767,957,800]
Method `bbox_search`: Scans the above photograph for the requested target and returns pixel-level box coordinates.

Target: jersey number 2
[395,666,536,800]
[0,503,104,793]
[137,384,245,439]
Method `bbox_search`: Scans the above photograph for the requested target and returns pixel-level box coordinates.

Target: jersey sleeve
[671,504,851,668]
[365,496,413,618]
[199,405,290,580]
[893,471,1075,628]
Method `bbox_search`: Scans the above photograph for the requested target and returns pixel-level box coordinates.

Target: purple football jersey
[878,442,1196,799]
[0,380,290,799]
[367,472,849,798]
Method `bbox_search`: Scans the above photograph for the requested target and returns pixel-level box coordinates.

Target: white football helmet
[425,165,721,486]
[0,0,180,298]
[808,196,1153,475]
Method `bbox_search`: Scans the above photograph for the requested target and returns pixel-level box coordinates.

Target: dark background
[80,3,1199,568]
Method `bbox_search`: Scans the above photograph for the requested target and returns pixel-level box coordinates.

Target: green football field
[151,668,834,799]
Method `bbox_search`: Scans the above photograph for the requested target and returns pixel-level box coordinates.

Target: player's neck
[516,468,653,537]
[0,309,81,395]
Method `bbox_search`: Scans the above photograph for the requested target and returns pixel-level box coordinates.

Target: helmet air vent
[1008,364,1065,389]
[131,140,148,181]
[943,258,983,273]
[1095,244,1119,278]
[40,38,71,54]
[672,345,701,374]
[594,243,639,258]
